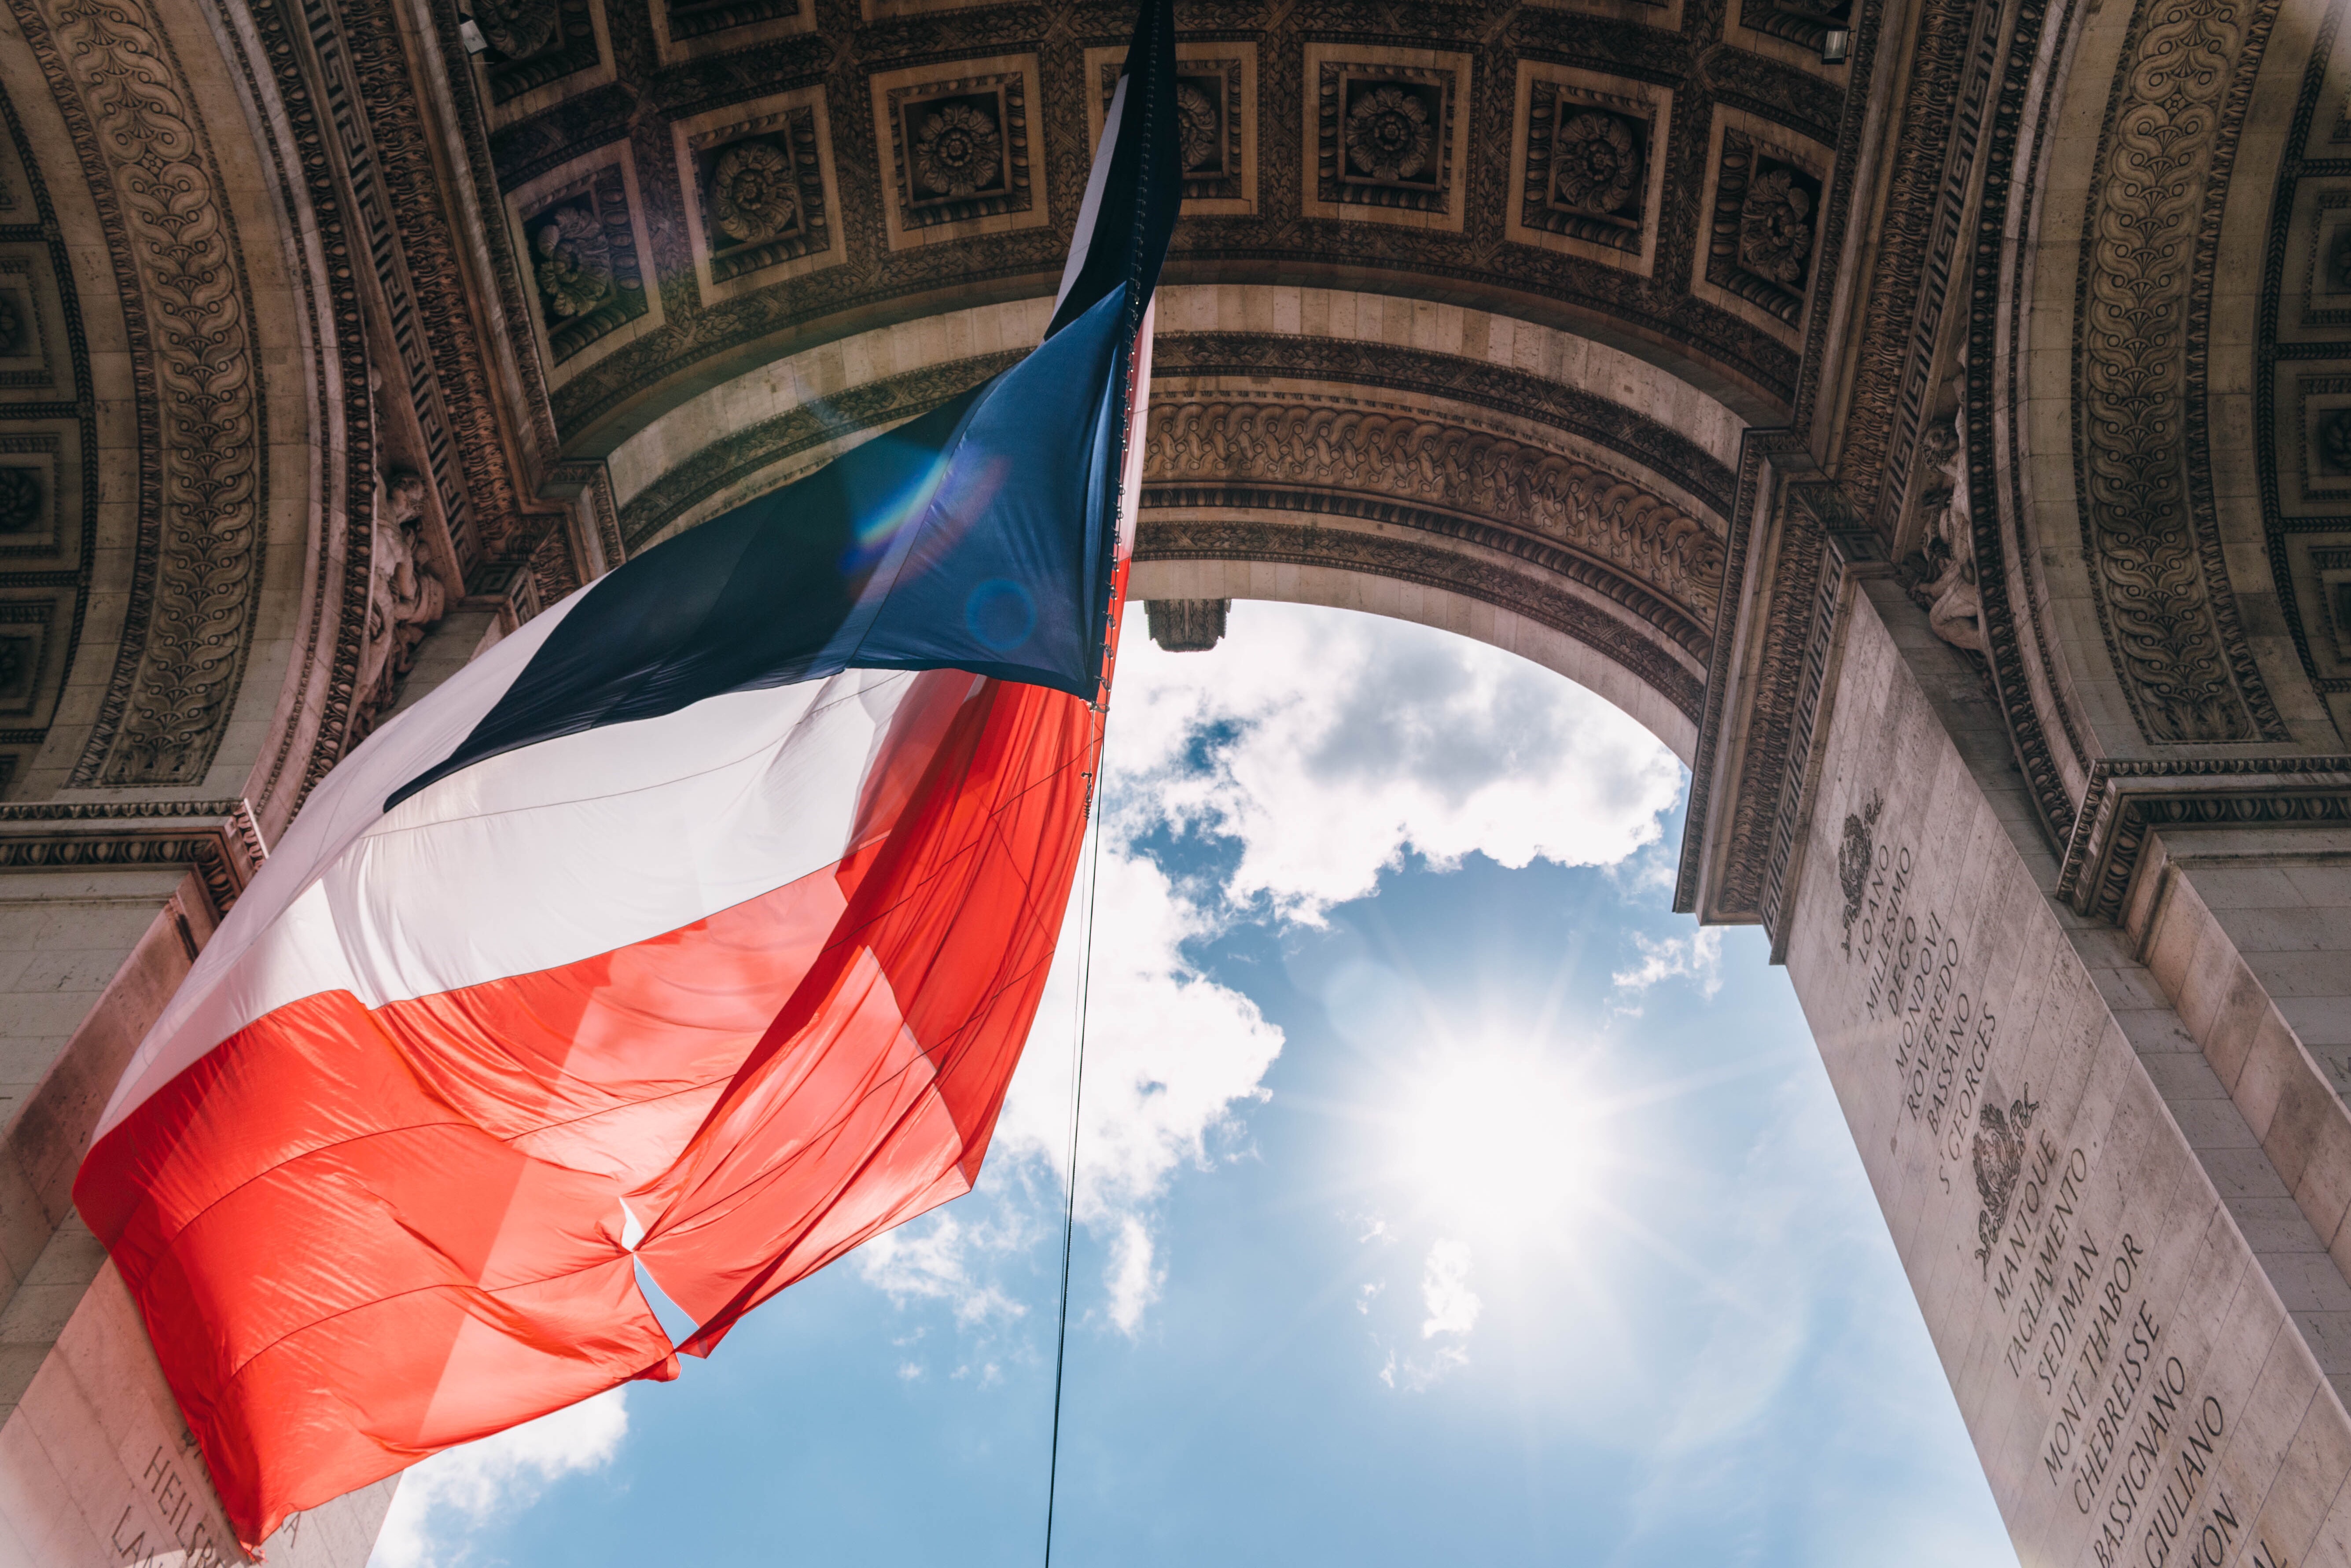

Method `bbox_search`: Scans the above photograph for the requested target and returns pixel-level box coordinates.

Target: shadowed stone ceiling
[471,0,1860,456]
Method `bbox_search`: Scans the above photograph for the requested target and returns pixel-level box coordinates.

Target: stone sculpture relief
[357,469,446,728]
[1145,399,1724,618]
[1903,415,1984,652]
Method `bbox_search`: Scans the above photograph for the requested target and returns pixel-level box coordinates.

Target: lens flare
[1399,1049,1605,1236]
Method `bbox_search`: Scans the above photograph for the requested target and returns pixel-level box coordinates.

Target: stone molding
[1676,427,1808,916]
[1968,0,2081,847]
[0,798,266,917]
[1836,0,2004,538]
[1141,395,1725,629]
[2058,756,2351,921]
[1133,515,1705,726]
[2071,0,2286,744]
[15,0,269,790]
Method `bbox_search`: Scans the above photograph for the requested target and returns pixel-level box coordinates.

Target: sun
[1397,1047,1608,1237]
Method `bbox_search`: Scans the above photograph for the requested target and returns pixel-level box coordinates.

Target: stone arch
[603,284,1746,766]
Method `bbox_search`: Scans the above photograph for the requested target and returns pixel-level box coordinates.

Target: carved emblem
[1972,1086,2040,1277]
[1706,130,1824,327]
[1737,166,1815,285]
[473,0,558,59]
[533,206,612,318]
[1167,81,1217,172]
[1346,84,1434,183]
[1836,791,1883,939]
[711,142,797,244]
[2324,409,2351,475]
[1553,112,1641,216]
[0,468,36,534]
[913,100,1001,199]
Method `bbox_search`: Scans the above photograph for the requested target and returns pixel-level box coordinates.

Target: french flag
[74,0,1182,1548]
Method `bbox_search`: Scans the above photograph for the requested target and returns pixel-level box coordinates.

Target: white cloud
[369,1389,629,1568]
[1611,927,1724,999]
[1419,1239,1480,1340]
[854,1210,1031,1325]
[1107,603,1685,920]
[864,603,1684,1340]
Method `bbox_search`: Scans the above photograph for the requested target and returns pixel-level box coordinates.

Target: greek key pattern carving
[22,0,264,786]
[1143,399,1726,623]
[2073,0,2285,742]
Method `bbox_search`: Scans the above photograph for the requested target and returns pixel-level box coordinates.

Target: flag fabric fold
[73,0,1183,1547]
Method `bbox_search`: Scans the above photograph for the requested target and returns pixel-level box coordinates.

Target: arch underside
[600,287,1739,769]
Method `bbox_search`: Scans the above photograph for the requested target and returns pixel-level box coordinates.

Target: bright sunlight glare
[1399,1049,1607,1236]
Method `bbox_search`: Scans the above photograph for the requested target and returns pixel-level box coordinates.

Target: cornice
[0,798,268,916]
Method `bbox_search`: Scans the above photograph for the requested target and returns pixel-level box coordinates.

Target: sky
[367,603,2020,1568]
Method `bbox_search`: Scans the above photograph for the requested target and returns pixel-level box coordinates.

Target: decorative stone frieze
[1506,61,1670,275]
[1300,43,1470,233]
[2077,0,2285,744]
[1085,44,1256,215]
[868,55,1045,251]
[13,0,266,790]
[1143,396,1724,626]
[506,145,664,383]
[672,87,843,306]
[0,799,266,918]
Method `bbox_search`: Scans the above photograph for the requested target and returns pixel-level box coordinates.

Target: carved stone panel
[2075,0,2284,742]
[1693,114,1830,342]
[1085,44,1256,216]
[1729,0,1856,74]
[1521,0,1683,33]
[1143,394,1725,631]
[0,594,66,731]
[648,0,811,64]
[0,423,77,564]
[475,0,613,128]
[0,248,66,398]
[1300,43,1471,233]
[506,146,663,384]
[867,55,1047,251]
[671,87,843,307]
[1506,61,1670,276]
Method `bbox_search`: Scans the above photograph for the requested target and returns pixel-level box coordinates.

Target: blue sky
[369,604,2018,1568]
